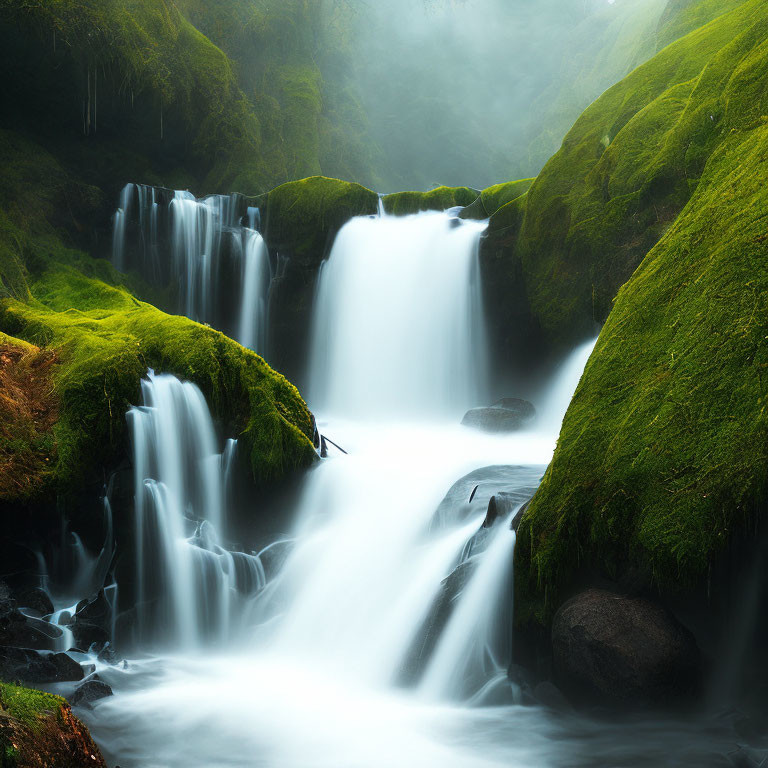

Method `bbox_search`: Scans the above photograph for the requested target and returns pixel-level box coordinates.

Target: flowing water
[73,208,749,766]
[111,183,270,355]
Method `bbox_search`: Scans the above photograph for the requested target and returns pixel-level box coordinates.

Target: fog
[336,0,666,191]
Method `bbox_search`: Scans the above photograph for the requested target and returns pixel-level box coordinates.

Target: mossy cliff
[0,132,316,507]
[0,682,106,767]
[515,0,768,623]
[0,0,380,200]
[486,0,758,361]
[255,176,379,387]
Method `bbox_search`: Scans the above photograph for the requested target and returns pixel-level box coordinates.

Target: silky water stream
[79,208,745,767]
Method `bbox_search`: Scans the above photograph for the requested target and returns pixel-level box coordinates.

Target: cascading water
[126,371,265,648]
[310,209,488,418]
[111,183,271,355]
[82,208,612,768]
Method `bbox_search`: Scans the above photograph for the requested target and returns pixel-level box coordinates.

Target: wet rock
[0,647,84,683]
[71,622,109,652]
[552,589,700,708]
[533,681,572,712]
[400,560,477,682]
[96,642,118,665]
[72,590,111,651]
[461,398,536,433]
[0,585,59,651]
[0,689,107,767]
[13,586,54,616]
[71,678,113,708]
[431,465,541,530]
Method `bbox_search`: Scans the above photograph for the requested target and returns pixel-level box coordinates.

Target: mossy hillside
[0,234,317,498]
[0,0,270,195]
[507,0,766,350]
[656,0,749,48]
[479,180,535,218]
[515,12,768,623]
[382,187,479,217]
[173,0,383,189]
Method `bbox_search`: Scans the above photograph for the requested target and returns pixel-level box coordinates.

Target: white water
[126,371,265,648]
[237,229,271,354]
[310,210,488,418]
[84,209,605,766]
[111,184,271,353]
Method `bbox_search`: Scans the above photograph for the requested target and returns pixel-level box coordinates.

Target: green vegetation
[259,176,379,266]
[0,131,316,503]
[0,683,63,729]
[0,248,317,497]
[515,0,768,623]
[500,0,759,350]
[382,187,479,217]
[656,0,749,48]
[0,682,105,767]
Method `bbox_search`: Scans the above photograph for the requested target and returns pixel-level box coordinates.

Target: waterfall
[237,229,271,354]
[309,209,489,418]
[127,371,265,647]
[110,184,271,354]
[85,205,605,767]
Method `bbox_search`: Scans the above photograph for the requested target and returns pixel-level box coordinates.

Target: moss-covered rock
[382,186,479,217]
[0,248,317,498]
[257,176,379,386]
[0,131,316,502]
[0,682,106,767]
[515,0,768,624]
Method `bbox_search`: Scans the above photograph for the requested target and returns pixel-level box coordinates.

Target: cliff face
[514,0,768,623]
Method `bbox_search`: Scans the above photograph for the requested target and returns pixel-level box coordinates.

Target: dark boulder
[552,588,700,708]
[13,586,54,616]
[461,398,536,433]
[72,590,112,651]
[0,583,60,650]
[0,647,84,683]
[71,678,113,708]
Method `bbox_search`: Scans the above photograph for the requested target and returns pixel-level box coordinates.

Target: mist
[332,0,666,191]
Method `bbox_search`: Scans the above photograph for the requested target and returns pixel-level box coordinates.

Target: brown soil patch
[0,342,59,500]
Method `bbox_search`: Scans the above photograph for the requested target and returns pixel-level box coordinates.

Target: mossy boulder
[382,186,479,217]
[515,0,768,624]
[0,252,317,499]
[0,138,317,503]
[0,682,106,767]
[257,176,379,386]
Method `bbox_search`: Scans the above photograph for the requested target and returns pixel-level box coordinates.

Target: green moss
[499,0,766,351]
[479,179,535,218]
[382,187,479,217]
[0,683,63,729]
[259,176,379,266]
[515,0,768,624]
[656,0,749,48]
[0,230,316,499]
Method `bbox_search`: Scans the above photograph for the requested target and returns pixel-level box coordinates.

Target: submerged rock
[551,589,700,708]
[71,678,113,708]
[461,398,536,433]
